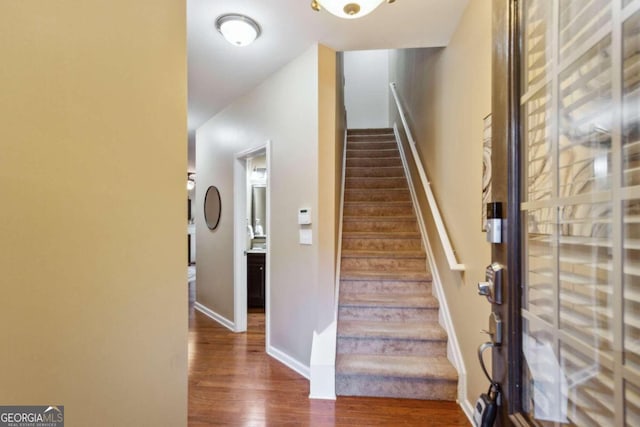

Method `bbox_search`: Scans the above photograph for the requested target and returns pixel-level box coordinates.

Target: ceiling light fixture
[311,0,396,19]
[215,14,261,47]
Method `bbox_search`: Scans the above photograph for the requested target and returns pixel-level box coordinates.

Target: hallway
[188,284,469,426]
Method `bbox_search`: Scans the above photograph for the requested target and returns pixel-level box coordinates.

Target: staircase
[335,128,457,400]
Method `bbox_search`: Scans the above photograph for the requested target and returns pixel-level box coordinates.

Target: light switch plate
[299,229,312,245]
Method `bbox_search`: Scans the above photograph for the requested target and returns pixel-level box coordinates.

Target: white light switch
[299,229,312,245]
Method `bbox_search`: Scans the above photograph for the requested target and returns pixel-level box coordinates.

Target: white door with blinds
[520,0,640,425]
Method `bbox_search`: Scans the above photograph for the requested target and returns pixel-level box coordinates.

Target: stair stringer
[392,123,473,420]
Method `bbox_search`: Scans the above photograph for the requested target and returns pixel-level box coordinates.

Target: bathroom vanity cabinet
[247,252,265,308]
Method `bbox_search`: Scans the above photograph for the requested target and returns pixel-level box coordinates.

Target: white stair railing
[389,82,465,272]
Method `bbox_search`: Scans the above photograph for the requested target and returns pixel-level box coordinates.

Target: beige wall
[335,52,347,257]
[343,50,390,129]
[317,45,339,330]
[0,1,187,426]
[389,0,493,405]
[196,44,338,368]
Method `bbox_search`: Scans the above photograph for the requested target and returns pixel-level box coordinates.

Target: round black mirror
[204,186,221,230]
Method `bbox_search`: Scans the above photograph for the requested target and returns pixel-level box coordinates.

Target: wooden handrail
[389,82,465,271]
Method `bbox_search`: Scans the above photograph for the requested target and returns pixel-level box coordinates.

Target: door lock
[477,281,491,297]
[477,262,504,305]
[481,312,503,346]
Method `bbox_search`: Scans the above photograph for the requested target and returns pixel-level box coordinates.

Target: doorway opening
[233,142,270,347]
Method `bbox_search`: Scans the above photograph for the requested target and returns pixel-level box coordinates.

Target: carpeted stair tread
[345,189,409,196]
[344,189,411,203]
[346,156,400,160]
[345,177,408,189]
[345,188,408,192]
[347,135,394,139]
[347,136,396,142]
[342,231,421,239]
[340,292,439,309]
[343,215,416,222]
[340,272,433,288]
[347,134,396,140]
[347,142,397,150]
[343,211,416,219]
[336,354,457,381]
[346,153,399,159]
[346,156,400,162]
[346,177,405,181]
[347,149,400,158]
[340,270,431,282]
[340,280,432,294]
[344,200,412,207]
[346,167,404,178]
[346,166,402,170]
[341,249,425,258]
[342,238,423,252]
[338,320,447,341]
[346,166,403,172]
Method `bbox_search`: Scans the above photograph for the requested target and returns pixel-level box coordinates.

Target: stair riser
[335,376,457,401]
[337,337,447,357]
[348,142,397,150]
[347,158,402,168]
[348,128,393,136]
[347,149,399,158]
[344,190,410,202]
[342,238,422,252]
[341,257,426,273]
[343,204,413,217]
[342,221,417,233]
[340,280,432,294]
[345,177,408,189]
[348,135,395,142]
[341,271,431,281]
[339,306,438,322]
[346,167,404,178]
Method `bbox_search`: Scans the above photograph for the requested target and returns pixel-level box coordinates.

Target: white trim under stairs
[309,128,348,400]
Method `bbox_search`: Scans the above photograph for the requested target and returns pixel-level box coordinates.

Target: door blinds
[521,0,640,426]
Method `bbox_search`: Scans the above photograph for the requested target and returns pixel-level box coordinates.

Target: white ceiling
[187,0,469,170]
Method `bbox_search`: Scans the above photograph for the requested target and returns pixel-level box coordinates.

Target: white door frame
[233,141,271,349]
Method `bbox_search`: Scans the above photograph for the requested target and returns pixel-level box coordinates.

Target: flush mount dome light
[215,14,261,46]
[311,0,395,19]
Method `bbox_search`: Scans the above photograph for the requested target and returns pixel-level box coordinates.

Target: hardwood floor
[188,283,470,426]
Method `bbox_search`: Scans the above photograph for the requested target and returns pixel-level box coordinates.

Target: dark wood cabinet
[247,252,265,308]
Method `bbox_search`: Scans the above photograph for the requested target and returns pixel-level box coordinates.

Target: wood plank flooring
[188,283,470,426]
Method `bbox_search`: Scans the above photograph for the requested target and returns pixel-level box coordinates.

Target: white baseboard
[309,323,337,400]
[430,244,468,406]
[267,345,310,380]
[309,357,336,400]
[460,398,475,425]
[194,302,237,332]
